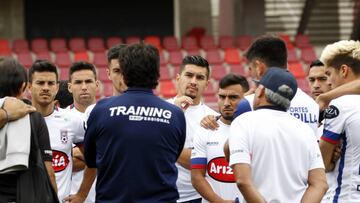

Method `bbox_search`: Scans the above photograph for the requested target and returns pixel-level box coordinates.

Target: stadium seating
[13,39,30,54]
[50,38,68,53]
[17,52,33,68]
[55,52,72,68]
[200,36,217,51]
[106,37,123,49]
[224,48,242,64]
[168,51,183,66]
[69,37,86,53]
[0,39,12,56]
[159,80,177,98]
[144,36,162,51]
[160,66,172,80]
[163,36,180,51]
[88,37,106,52]
[93,52,108,68]
[126,36,141,45]
[36,51,53,62]
[236,35,252,51]
[205,49,222,65]
[211,65,227,80]
[31,38,49,54]
[73,51,90,62]
[182,36,199,51]
[219,36,235,50]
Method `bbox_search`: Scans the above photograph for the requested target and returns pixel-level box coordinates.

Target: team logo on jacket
[207,157,235,183]
[324,105,339,119]
[52,150,69,172]
[60,130,68,144]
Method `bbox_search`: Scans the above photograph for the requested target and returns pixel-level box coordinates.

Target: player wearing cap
[319,40,360,202]
[28,60,86,202]
[228,67,328,203]
[191,74,249,203]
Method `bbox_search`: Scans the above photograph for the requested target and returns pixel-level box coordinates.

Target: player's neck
[220,117,231,125]
[32,101,55,117]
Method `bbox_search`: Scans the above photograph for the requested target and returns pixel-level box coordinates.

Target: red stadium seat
[0,39,12,56]
[204,95,218,103]
[301,47,317,64]
[211,65,227,80]
[126,36,141,45]
[159,50,167,66]
[59,67,69,80]
[168,51,183,66]
[182,36,199,51]
[106,37,123,49]
[204,83,216,96]
[297,78,310,93]
[69,37,86,53]
[219,36,235,50]
[102,82,113,97]
[229,64,246,75]
[205,49,222,65]
[288,62,306,79]
[13,39,30,54]
[31,38,48,54]
[144,36,162,51]
[159,80,177,98]
[88,37,106,52]
[236,35,253,51]
[73,51,89,62]
[93,52,108,68]
[295,34,312,49]
[200,36,217,51]
[36,51,53,62]
[224,48,242,64]
[163,36,180,51]
[17,52,33,68]
[160,66,172,80]
[287,49,299,63]
[50,38,68,53]
[55,52,72,68]
[186,50,201,56]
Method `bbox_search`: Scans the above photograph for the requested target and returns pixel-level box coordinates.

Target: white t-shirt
[320,95,360,203]
[67,105,96,203]
[236,88,319,135]
[191,120,243,203]
[45,107,85,202]
[168,98,218,202]
[229,108,324,202]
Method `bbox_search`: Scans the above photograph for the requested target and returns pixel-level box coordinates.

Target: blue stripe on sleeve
[323,129,341,142]
[191,157,207,165]
[234,98,252,118]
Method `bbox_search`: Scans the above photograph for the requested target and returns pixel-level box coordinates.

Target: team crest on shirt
[207,157,235,183]
[324,105,339,119]
[60,130,69,144]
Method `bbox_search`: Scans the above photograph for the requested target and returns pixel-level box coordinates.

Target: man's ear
[255,60,266,78]
[340,64,350,78]
[68,82,73,93]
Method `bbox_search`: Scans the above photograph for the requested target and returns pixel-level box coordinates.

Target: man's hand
[3,97,36,121]
[63,194,86,203]
[200,115,219,130]
[174,96,193,111]
[316,94,330,111]
[332,145,342,163]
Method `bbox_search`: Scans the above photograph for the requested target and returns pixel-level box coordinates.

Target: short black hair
[107,44,127,63]
[328,54,360,75]
[29,59,58,83]
[0,57,28,98]
[54,80,73,108]
[179,55,210,79]
[69,61,97,82]
[310,59,324,68]
[219,73,250,92]
[119,43,160,89]
[245,35,287,68]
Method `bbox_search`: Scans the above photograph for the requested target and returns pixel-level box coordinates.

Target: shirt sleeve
[31,112,52,162]
[234,98,252,119]
[309,136,325,170]
[191,128,208,169]
[84,106,99,168]
[229,116,251,166]
[321,103,345,144]
[71,113,86,146]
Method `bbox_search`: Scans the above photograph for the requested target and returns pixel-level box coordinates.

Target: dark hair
[29,59,58,83]
[328,54,360,75]
[219,73,250,92]
[0,57,28,98]
[179,55,210,79]
[107,44,127,63]
[119,43,160,89]
[310,59,324,68]
[54,80,73,108]
[245,35,287,68]
[69,61,97,81]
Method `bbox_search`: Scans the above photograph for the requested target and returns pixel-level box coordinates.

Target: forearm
[77,167,97,199]
[192,176,223,202]
[177,148,191,169]
[301,184,328,203]
[45,161,58,193]
[0,108,7,128]
[237,182,265,203]
[73,157,86,172]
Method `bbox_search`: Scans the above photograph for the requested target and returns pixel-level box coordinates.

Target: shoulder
[202,104,218,115]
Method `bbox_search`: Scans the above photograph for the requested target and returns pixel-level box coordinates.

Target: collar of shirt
[125,87,154,94]
[255,105,287,112]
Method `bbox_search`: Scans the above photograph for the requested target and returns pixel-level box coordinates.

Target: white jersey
[45,107,85,202]
[229,108,324,202]
[167,98,218,202]
[236,88,319,134]
[321,95,360,203]
[67,105,96,203]
[191,120,243,203]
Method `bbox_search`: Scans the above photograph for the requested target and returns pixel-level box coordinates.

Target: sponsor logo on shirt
[206,141,219,146]
[52,150,69,172]
[324,105,339,119]
[288,107,318,123]
[207,157,235,183]
[109,106,172,124]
